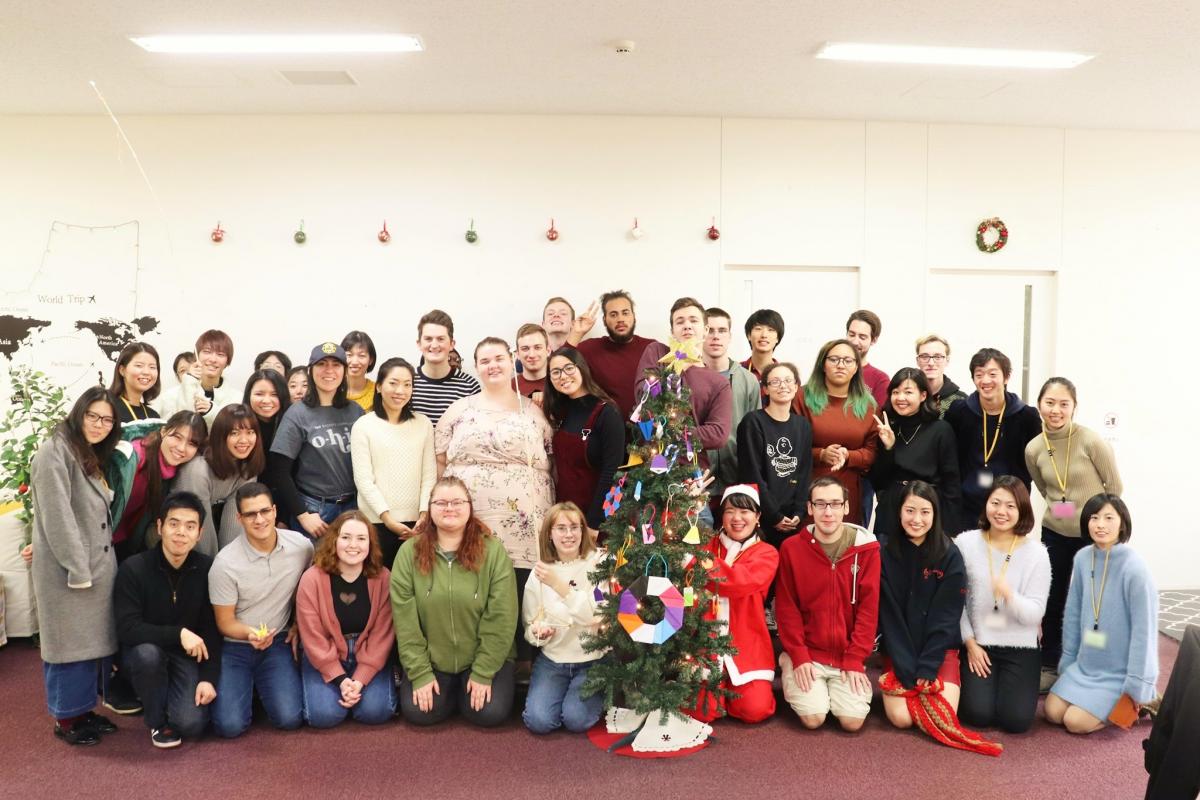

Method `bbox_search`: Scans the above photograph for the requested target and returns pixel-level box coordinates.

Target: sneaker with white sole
[150,727,181,749]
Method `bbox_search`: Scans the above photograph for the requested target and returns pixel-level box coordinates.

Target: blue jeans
[295,492,357,539]
[122,643,210,737]
[43,658,109,719]
[522,654,604,734]
[211,639,302,738]
[300,635,395,728]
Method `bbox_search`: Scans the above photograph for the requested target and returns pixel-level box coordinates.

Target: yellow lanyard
[985,531,1018,612]
[981,400,1006,467]
[1089,546,1111,631]
[121,396,146,421]
[1041,423,1073,501]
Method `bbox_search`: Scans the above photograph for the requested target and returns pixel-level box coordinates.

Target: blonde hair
[537,502,594,562]
[915,333,951,356]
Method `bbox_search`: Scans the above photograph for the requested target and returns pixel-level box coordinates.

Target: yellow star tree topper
[657,337,702,374]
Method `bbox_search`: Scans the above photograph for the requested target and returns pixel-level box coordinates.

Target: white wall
[1,113,1196,587]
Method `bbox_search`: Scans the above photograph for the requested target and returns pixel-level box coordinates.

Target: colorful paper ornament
[630,217,644,239]
[638,418,655,441]
[617,572,685,645]
[634,480,643,501]
[684,428,695,462]
[648,379,662,397]
[465,219,478,244]
[682,571,696,607]
[620,452,644,468]
[210,222,224,243]
[654,417,665,440]
[294,220,307,244]
[640,505,657,543]
[657,337,703,374]
[603,475,627,518]
[629,383,652,422]
[615,532,632,567]
[650,444,678,474]
[682,508,701,544]
[707,217,720,240]
[546,218,559,241]
[378,220,391,243]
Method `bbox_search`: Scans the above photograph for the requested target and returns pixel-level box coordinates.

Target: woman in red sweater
[296,511,395,727]
[794,339,879,525]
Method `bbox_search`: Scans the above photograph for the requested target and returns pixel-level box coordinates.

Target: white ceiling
[5,0,1200,130]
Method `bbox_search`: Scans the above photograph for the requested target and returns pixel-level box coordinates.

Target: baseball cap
[308,342,347,367]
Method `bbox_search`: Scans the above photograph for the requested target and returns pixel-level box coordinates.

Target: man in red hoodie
[776,476,881,732]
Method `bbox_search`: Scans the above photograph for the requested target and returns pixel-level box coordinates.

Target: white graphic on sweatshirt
[767,437,797,478]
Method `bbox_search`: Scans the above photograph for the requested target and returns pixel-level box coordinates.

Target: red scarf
[879,671,1003,757]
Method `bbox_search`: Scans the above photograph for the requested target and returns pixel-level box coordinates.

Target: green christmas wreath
[976,217,1008,253]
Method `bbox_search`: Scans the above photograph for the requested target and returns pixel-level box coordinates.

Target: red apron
[553,400,607,526]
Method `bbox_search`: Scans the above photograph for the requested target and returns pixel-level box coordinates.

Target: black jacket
[113,546,222,685]
[878,537,966,689]
[869,418,961,547]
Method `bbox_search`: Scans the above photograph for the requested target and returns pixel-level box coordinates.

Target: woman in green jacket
[391,476,517,726]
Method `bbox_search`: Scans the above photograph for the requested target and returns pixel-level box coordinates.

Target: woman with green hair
[794,339,879,525]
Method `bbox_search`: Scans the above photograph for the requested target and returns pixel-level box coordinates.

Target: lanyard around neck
[1089,546,1112,631]
[981,400,1006,466]
[1041,423,1073,500]
[985,531,1017,611]
[121,396,146,420]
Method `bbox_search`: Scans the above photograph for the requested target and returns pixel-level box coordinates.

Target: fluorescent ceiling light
[130,34,423,54]
[816,42,1092,69]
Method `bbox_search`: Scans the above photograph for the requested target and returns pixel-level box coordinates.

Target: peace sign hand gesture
[872,411,895,451]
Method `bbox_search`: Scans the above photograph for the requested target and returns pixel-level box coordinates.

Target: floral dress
[436,396,554,569]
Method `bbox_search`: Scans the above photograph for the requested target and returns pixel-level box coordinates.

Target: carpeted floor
[0,635,1177,800]
[1159,591,1200,642]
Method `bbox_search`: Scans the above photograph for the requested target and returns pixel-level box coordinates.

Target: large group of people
[23,289,1158,753]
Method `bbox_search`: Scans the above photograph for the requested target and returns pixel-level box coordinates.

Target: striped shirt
[411,368,481,427]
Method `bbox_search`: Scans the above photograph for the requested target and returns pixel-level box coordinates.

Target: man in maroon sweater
[845,309,889,408]
[776,476,880,732]
[634,297,732,459]
[575,289,656,421]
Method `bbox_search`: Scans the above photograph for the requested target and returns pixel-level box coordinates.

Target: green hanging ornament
[293,220,307,244]
[465,219,478,244]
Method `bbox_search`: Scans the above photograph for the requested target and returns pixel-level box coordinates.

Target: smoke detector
[613,40,636,54]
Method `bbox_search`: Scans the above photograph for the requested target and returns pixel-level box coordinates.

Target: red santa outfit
[776,523,881,675]
[692,529,779,724]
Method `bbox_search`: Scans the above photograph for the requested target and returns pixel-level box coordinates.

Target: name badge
[985,611,1007,629]
[1051,501,1077,519]
[977,470,994,489]
[1083,629,1108,649]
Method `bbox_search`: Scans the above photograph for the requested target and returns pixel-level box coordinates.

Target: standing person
[795,339,878,526]
[391,477,518,727]
[242,369,290,453]
[846,310,889,408]
[869,368,961,548]
[522,502,606,734]
[736,362,813,548]
[543,348,623,534]
[268,342,363,540]
[740,308,785,392]
[574,290,655,422]
[775,477,881,732]
[514,323,550,401]
[110,342,161,423]
[1026,377,1123,691]
[878,481,966,727]
[437,337,554,672]
[542,296,601,352]
[1046,495,1158,735]
[31,386,124,746]
[691,485,780,724]
[702,307,761,499]
[410,309,480,427]
[286,366,308,404]
[173,352,200,385]
[108,411,209,558]
[915,334,967,418]
[295,512,396,728]
[635,297,733,460]
[156,330,239,427]
[957,477,1051,733]
[944,348,1042,534]
[174,404,266,557]
[208,483,313,738]
[351,357,436,569]
[113,491,222,748]
[342,330,377,413]
[253,351,292,376]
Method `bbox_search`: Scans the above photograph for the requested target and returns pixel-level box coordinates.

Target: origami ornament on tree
[603,475,627,518]
[617,559,686,645]
[657,337,702,375]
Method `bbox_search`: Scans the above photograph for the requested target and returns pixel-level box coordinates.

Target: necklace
[981,400,1006,466]
[984,531,1018,612]
[1089,546,1112,631]
[1042,423,1074,501]
[897,423,922,446]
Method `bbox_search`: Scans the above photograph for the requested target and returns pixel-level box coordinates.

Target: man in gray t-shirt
[208,483,313,738]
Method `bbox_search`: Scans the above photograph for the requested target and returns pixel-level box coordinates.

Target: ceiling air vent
[279,70,358,86]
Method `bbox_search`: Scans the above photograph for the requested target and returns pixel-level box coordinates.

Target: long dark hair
[205,404,265,480]
[141,411,208,526]
[303,354,349,409]
[243,369,291,422]
[886,480,950,567]
[109,342,162,403]
[373,357,417,422]
[542,346,614,427]
[883,367,939,422]
[57,386,122,477]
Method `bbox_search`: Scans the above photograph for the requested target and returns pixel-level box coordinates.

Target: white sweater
[522,550,606,664]
[350,412,436,524]
[958,529,1051,649]
[153,374,240,428]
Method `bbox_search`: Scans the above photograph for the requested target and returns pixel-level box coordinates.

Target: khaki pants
[779,652,871,720]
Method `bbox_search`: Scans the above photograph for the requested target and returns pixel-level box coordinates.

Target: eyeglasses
[917,354,947,364]
[431,499,469,509]
[766,378,796,388]
[549,364,578,379]
[811,500,846,511]
[84,411,116,427]
[239,508,274,520]
[825,356,855,368]
[551,525,583,535]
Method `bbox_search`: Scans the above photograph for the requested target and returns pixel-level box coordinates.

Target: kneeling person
[776,477,881,731]
[208,483,314,738]
[114,491,222,748]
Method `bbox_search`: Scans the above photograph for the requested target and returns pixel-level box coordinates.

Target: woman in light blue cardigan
[1047,494,1158,734]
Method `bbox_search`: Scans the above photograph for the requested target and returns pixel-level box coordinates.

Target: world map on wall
[0,313,161,372]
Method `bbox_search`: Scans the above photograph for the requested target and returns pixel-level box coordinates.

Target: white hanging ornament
[630,217,644,240]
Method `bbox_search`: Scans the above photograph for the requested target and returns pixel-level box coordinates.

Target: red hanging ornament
[707,217,720,241]
[210,222,225,243]
[378,220,391,243]
[546,218,559,241]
